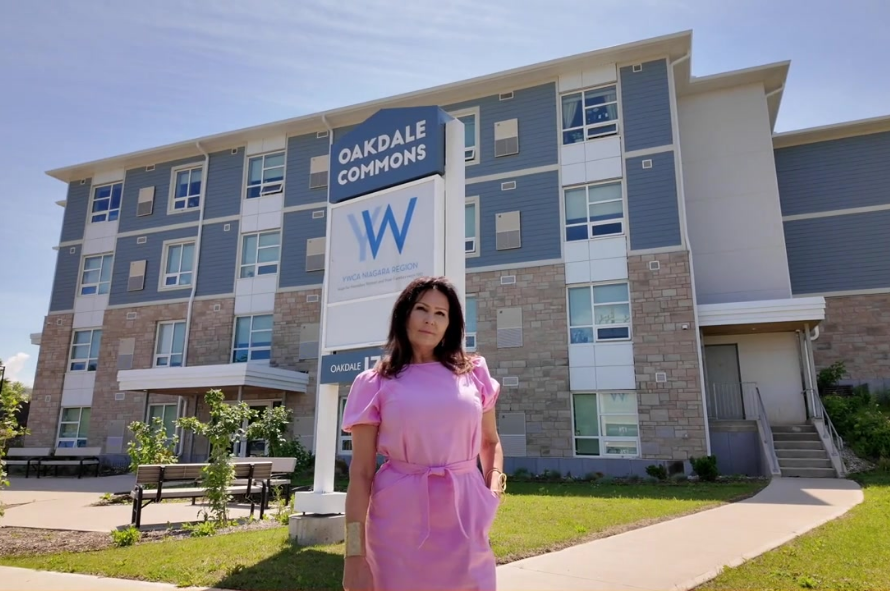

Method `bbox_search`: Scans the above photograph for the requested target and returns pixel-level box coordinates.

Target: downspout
[667,50,712,455]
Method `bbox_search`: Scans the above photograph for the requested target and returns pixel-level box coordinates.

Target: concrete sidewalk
[497,477,863,591]
[0,566,220,591]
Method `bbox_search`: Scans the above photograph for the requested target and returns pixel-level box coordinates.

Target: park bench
[130,461,272,528]
[231,456,297,507]
[1,447,52,478]
[38,447,101,479]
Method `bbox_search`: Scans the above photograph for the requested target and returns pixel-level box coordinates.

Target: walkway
[497,477,863,591]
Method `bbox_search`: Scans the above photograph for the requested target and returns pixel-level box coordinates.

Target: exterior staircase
[771,424,836,478]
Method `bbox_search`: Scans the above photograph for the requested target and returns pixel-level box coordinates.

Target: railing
[752,386,781,476]
[810,388,847,475]
[707,382,758,421]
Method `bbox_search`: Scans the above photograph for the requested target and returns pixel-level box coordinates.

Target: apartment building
[27,30,890,478]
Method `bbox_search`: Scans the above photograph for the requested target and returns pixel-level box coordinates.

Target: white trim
[117,222,199,239]
[697,296,826,327]
[466,258,563,274]
[282,201,329,214]
[782,203,890,222]
[87,180,123,225]
[623,145,675,159]
[559,83,620,145]
[446,106,481,166]
[153,320,187,367]
[773,113,890,148]
[203,214,241,225]
[158,238,197,292]
[167,161,205,215]
[77,252,114,297]
[795,287,890,298]
[118,363,310,393]
[106,297,192,310]
[465,196,481,258]
[277,284,324,293]
[627,245,686,256]
[562,179,626,242]
[465,164,559,185]
[194,293,235,301]
[244,149,287,200]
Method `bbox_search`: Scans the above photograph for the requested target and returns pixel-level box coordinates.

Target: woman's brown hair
[375,276,475,378]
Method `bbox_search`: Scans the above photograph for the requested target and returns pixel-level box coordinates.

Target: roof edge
[773,113,890,148]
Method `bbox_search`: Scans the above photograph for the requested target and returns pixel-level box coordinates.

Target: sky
[1,0,888,387]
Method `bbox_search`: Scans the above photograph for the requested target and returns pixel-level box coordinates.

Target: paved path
[0,476,864,591]
[497,477,863,591]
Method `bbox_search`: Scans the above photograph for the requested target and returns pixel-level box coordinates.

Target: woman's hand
[343,555,374,591]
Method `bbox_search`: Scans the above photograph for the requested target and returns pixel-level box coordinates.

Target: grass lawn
[0,480,764,591]
[700,471,890,591]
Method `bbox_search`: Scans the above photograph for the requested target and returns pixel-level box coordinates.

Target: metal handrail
[810,389,847,474]
[752,386,781,475]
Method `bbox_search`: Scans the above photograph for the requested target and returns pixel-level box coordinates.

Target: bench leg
[24,462,30,479]
[259,483,267,521]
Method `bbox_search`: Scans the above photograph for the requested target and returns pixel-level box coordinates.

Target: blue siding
[784,210,890,294]
[626,151,681,250]
[117,156,203,233]
[709,429,763,477]
[49,245,81,311]
[204,148,245,219]
[467,170,561,268]
[280,209,327,288]
[775,131,890,216]
[196,221,240,297]
[620,59,673,152]
[285,133,330,208]
[446,83,558,179]
[108,226,199,306]
[60,180,91,242]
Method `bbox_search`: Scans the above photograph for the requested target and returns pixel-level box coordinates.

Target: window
[246,151,285,198]
[161,241,195,288]
[565,181,624,241]
[465,296,477,352]
[69,329,102,372]
[568,283,631,343]
[449,107,479,164]
[338,397,352,454]
[155,321,186,367]
[232,314,273,362]
[90,182,122,223]
[561,85,619,145]
[465,198,479,255]
[573,392,640,457]
[57,407,90,448]
[80,254,113,295]
[240,231,280,278]
[148,403,179,439]
[171,165,202,211]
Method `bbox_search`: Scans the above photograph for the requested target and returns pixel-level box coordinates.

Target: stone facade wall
[272,289,322,423]
[814,294,890,386]
[186,298,236,366]
[466,264,571,457]
[25,313,74,447]
[628,251,708,460]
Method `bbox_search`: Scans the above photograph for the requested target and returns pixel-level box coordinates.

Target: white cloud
[3,352,30,385]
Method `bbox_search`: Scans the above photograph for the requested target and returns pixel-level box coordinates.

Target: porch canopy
[697,296,826,335]
[117,363,310,397]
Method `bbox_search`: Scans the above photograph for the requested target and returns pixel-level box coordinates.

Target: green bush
[127,417,178,472]
[823,391,890,460]
[276,439,314,474]
[690,455,719,482]
[646,464,668,481]
[817,360,847,394]
[110,526,141,547]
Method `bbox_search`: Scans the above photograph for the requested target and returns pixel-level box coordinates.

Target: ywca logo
[347,197,417,261]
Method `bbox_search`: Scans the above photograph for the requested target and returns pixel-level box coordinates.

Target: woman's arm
[479,409,505,494]
[344,424,378,557]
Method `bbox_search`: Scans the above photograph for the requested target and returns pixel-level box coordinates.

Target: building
[27,30,890,478]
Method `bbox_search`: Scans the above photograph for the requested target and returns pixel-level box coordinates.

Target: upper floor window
[70,329,102,372]
[240,231,280,278]
[568,283,631,344]
[465,198,479,255]
[232,314,273,363]
[561,85,618,145]
[465,296,477,352]
[90,182,122,223]
[246,151,285,198]
[564,181,624,241]
[449,107,480,164]
[155,320,186,367]
[171,165,202,211]
[161,241,195,289]
[80,254,113,296]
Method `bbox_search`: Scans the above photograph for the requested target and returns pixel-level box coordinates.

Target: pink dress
[341,356,502,591]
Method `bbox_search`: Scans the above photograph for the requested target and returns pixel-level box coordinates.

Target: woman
[341,276,506,591]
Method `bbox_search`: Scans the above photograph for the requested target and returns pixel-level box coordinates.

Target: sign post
[292,106,466,517]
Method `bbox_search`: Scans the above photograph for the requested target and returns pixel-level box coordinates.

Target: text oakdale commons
[336,120,429,186]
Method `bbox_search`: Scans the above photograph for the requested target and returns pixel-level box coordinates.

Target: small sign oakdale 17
[293,105,466,519]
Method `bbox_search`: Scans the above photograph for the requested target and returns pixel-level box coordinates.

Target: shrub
[823,393,890,460]
[110,526,141,547]
[690,455,719,482]
[817,360,847,394]
[127,417,178,472]
[249,406,293,458]
[182,520,218,537]
[511,467,532,481]
[646,464,668,481]
[671,473,689,483]
[277,439,314,474]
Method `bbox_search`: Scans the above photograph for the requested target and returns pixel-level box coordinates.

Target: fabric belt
[384,458,479,548]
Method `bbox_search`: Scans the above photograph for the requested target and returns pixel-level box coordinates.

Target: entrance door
[704,345,745,420]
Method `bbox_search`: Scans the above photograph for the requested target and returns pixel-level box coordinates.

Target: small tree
[177,389,257,525]
[1,361,29,517]
[127,417,179,472]
[250,405,293,457]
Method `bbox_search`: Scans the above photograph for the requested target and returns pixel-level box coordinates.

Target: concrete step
[778,457,834,469]
[781,467,837,478]
[776,448,829,459]
[771,424,817,434]
[774,440,824,451]
[772,432,822,442]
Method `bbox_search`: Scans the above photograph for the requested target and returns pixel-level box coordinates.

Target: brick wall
[25,313,74,447]
[466,264,571,457]
[815,293,890,383]
[272,289,321,424]
[187,298,236,366]
[628,252,708,460]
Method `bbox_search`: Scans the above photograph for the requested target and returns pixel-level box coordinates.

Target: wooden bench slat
[53,447,102,457]
[5,447,52,458]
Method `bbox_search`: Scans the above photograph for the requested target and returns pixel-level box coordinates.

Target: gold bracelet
[345,521,365,557]
[485,468,504,484]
